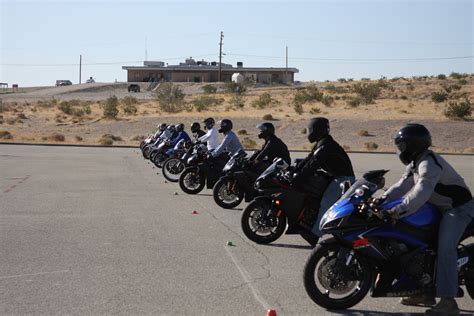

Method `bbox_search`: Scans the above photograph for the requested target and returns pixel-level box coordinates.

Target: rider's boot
[425,298,460,315]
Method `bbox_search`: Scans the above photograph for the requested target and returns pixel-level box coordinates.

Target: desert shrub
[131,135,146,141]
[252,93,279,108]
[202,84,217,94]
[102,134,122,141]
[431,91,448,103]
[334,95,340,100]
[400,95,408,100]
[450,72,468,79]
[310,107,321,114]
[458,79,468,85]
[99,137,113,146]
[390,77,401,82]
[122,96,138,106]
[301,128,307,134]
[0,130,13,139]
[262,114,276,120]
[364,142,378,150]
[321,95,334,107]
[351,83,381,104]
[358,130,370,136]
[444,99,472,119]
[17,113,27,119]
[154,82,186,113]
[338,78,347,83]
[442,84,453,94]
[58,101,73,115]
[102,96,119,118]
[83,105,91,114]
[437,74,447,80]
[324,84,348,94]
[229,94,245,109]
[75,135,83,141]
[224,81,247,94]
[50,133,65,142]
[192,96,224,112]
[406,83,415,91]
[348,78,354,82]
[361,78,370,81]
[294,84,324,105]
[346,97,362,107]
[237,129,247,135]
[241,137,258,149]
[71,108,84,117]
[122,97,138,114]
[324,84,337,92]
[293,102,304,115]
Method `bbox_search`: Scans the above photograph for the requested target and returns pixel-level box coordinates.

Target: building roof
[122,65,299,73]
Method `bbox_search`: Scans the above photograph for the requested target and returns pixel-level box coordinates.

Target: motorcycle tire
[213,178,244,209]
[241,199,286,244]
[142,145,151,159]
[179,167,205,194]
[152,152,166,168]
[303,243,372,310]
[162,157,185,182]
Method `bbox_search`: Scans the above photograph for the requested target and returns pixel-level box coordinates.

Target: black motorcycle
[213,150,268,209]
[241,158,324,246]
[178,147,229,195]
[162,140,193,182]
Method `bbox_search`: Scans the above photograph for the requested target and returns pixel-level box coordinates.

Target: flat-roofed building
[122,57,298,84]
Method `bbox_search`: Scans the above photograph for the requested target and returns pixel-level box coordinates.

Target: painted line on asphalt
[0,269,70,280]
[225,246,270,311]
[3,175,30,194]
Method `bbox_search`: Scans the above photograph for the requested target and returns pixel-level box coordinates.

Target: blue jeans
[312,176,355,236]
[436,199,474,297]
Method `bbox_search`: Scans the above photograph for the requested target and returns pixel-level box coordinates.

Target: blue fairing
[381,198,440,227]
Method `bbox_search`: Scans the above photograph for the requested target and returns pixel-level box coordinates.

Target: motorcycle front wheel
[162,157,185,182]
[152,152,167,168]
[241,199,286,244]
[213,178,244,209]
[179,167,205,194]
[303,243,372,310]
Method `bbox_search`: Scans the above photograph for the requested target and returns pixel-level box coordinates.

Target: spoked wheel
[213,178,244,209]
[303,243,372,310]
[241,199,286,244]
[152,152,167,168]
[179,167,205,194]
[162,157,185,182]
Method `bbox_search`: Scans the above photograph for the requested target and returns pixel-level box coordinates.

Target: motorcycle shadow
[260,243,313,250]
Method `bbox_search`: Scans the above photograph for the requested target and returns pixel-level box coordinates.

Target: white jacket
[198,128,220,151]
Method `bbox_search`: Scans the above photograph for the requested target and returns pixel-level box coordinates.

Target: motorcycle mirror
[340,180,351,194]
[376,178,386,190]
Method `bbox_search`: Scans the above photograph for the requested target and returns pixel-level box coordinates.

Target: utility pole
[79,54,82,84]
[145,36,148,61]
[285,46,288,83]
[218,31,224,82]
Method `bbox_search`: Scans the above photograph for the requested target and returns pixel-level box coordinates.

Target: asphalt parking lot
[1,145,473,315]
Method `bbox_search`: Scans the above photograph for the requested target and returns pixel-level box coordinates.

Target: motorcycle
[240,158,327,246]
[149,139,173,168]
[213,150,268,209]
[178,147,229,195]
[142,128,173,160]
[161,139,193,182]
[303,169,474,310]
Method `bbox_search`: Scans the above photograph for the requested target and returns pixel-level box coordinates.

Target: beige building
[122,58,298,84]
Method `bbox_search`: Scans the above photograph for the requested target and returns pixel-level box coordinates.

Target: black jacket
[250,135,291,165]
[293,135,354,183]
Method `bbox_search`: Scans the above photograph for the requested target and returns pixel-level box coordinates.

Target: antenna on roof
[145,36,148,61]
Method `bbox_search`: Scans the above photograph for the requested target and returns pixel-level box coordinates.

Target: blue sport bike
[303,170,474,310]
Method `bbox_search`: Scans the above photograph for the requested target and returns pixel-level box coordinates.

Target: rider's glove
[387,204,408,220]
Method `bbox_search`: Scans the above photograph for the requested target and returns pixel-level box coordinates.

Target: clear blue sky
[1,0,473,86]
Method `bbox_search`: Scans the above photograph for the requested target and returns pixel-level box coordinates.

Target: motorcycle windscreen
[382,199,440,227]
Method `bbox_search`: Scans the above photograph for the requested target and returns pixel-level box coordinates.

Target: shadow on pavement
[261,243,313,250]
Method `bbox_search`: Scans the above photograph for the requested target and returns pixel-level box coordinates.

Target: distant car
[56,80,72,86]
[128,84,140,93]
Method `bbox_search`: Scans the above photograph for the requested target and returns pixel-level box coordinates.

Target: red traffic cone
[266,309,277,316]
[192,210,199,215]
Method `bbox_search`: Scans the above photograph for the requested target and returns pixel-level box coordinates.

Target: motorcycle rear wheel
[213,178,244,209]
[179,167,205,194]
[241,199,286,244]
[162,157,185,182]
[304,243,372,310]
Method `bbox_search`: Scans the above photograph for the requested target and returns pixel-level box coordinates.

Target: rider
[291,117,355,233]
[211,119,244,158]
[198,117,220,151]
[249,122,291,172]
[170,123,191,147]
[153,123,167,139]
[190,122,206,139]
[380,123,473,315]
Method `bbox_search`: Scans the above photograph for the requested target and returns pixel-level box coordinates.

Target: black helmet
[167,125,176,132]
[394,123,432,165]
[203,117,215,130]
[158,123,167,131]
[256,122,275,139]
[307,117,330,143]
[191,122,201,133]
[175,123,184,132]
[218,119,233,134]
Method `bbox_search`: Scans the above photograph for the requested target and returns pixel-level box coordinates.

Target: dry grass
[364,142,379,151]
[49,133,65,142]
[357,130,370,137]
[0,130,13,139]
